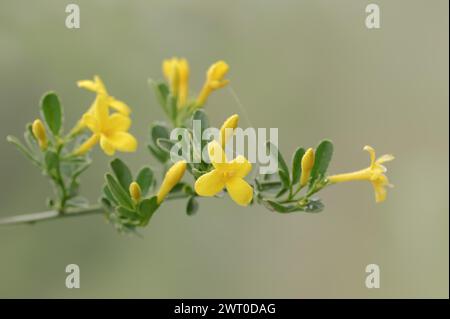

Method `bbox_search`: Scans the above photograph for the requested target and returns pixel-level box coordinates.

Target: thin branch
[0,206,104,226]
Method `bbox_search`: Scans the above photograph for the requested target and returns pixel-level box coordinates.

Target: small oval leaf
[309,140,334,187]
[186,196,199,216]
[110,158,133,190]
[40,92,62,136]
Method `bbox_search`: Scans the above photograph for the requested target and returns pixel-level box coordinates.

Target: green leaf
[117,206,140,219]
[192,110,209,161]
[150,122,170,145]
[275,187,288,198]
[156,138,176,154]
[291,147,305,184]
[138,196,159,226]
[167,94,178,121]
[136,167,154,196]
[170,182,185,194]
[40,92,62,136]
[265,200,297,213]
[45,151,59,178]
[279,170,290,189]
[110,158,132,190]
[267,142,290,186]
[192,110,209,131]
[105,173,134,210]
[148,144,169,163]
[148,123,171,162]
[264,200,313,214]
[6,135,40,166]
[24,123,38,151]
[103,185,118,206]
[186,196,199,216]
[149,80,169,112]
[256,180,282,192]
[309,140,334,187]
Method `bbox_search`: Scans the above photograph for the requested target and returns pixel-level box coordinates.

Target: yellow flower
[31,119,47,150]
[77,75,131,116]
[157,160,187,204]
[300,148,315,186]
[74,95,137,156]
[196,60,230,107]
[327,146,394,203]
[163,58,180,95]
[177,59,189,107]
[162,58,189,108]
[129,182,142,203]
[219,114,239,149]
[195,140,253,206]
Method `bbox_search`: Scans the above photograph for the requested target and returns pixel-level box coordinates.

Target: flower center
[223,171,234,179]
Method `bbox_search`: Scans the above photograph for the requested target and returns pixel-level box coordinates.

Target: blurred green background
[0,0,448,298]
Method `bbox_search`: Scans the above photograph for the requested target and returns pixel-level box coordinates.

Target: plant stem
[0,206,103,226]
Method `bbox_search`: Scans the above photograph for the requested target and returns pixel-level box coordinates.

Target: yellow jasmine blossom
[156,160,187,204]
[196,60,230,107]
[74,95,137,156]
[162,58,189,108]
[300,148,315,186]
[77,75,131,116]
[31,119,47,150]
[195,141,253,207]
[163,58,180,95]
[327,146,394,203]
[219,114,239,149]
[129,182,142,203]
[177,59,189,108]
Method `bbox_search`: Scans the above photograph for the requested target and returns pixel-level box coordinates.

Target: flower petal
[194,169,225,197]
[363,145,376,167]
[77,80,97,92]
[229,155,252,178]
[207,61,229,81]
[105,132,137,153]
[93,95,110,126]
[107,113,131,132]
[81,114,99,132]
[100,135,116,156]
[225,177,253,206]
[77,75,107,94]
[75,134,100,155]
[93,75,107,94]
[109,98,131,116]
[209,79,229,89]
[372,182,387,203]
[377,154,395,164]
[208,140,227,169]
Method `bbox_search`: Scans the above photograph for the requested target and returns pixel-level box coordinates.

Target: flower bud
[157,161,187,204]
[162,58,180,96]
[32,119,48,150]
[220,114,239,149]
[300,148,315,186]
[206,61,229,88]
[129,181,142,203]
[177,59,189,108]
[196,60,230,106]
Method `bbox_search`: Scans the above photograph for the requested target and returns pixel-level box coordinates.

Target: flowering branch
[2,57,394,233]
